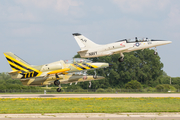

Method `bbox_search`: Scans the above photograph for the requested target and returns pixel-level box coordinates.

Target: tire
[57,88,61,92]
[118,57,124,62]
[54,80,60,86]
[93,75,97,79]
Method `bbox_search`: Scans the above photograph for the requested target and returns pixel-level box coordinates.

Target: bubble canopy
[117,37,151,43]
[64,58,93,64]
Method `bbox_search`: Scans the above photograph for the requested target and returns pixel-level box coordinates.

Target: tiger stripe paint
[70,63,98,71]
[7,60,28,73]
[86,63,98,68]
[70,64,83,70]
[74,64,86,70]
[78,63,91,69]
[4,53,42,78]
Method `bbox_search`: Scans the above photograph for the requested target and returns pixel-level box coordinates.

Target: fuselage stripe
[74,64,86,70]
[82,63,94,69]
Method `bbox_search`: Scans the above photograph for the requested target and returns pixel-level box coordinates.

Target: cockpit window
[64,58,92,64]
[127,37,151,43]
[117,37,151,43]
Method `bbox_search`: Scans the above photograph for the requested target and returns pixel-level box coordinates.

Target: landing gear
[118,52,124,62]
[57,87,61,92]
[54,80,61,92]
[93,70,97,79]
[89,81,91,88]
[118,57,124,62]
[154,47,157,55]
[54,80,60,86]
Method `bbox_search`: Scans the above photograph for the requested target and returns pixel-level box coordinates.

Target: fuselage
[10,58,109,86]
[21,73,104,86]
[78,39,172,58]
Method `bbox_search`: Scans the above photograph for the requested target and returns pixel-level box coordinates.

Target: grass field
[0,97,180,113]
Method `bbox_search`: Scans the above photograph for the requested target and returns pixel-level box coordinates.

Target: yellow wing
[47,68,70,74]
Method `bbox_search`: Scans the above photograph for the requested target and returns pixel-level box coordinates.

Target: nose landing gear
[89,81,91,88]
[154,47,157,55]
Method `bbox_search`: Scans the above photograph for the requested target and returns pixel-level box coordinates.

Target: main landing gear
[118,52,124,62]
[54,80,61,92]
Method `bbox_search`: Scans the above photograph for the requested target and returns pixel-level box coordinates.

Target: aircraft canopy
[64,58,92,64]
[118,37,151,43]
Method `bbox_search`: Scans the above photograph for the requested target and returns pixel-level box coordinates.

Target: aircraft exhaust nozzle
[109,63,113,67]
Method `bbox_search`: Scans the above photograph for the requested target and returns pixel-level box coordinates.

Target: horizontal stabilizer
[8,70,21,74]
[77,49,88,53]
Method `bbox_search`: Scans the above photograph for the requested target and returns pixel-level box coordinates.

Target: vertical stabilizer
[73,33,99,50]
[4,52,41,77]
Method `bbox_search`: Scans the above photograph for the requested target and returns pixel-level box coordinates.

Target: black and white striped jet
[73,33,172,62]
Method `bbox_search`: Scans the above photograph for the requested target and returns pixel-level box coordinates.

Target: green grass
[0,97,180,113]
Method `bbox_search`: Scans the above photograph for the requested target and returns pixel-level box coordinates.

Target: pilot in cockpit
[135,37,138,42]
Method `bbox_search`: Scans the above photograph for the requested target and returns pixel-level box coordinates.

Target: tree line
[68,49,179,90]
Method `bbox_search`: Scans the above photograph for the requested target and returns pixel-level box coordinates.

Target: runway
[0,94,180,120]
[0,113,180,120]
[0,93,180,98]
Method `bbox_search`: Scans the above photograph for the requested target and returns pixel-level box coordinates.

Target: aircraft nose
[161,40,172,45]
[166,41,172,44]
[152,40,172,46]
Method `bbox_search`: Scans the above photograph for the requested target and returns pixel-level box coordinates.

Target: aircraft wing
[47,68,70,74]
[110,47,131,54]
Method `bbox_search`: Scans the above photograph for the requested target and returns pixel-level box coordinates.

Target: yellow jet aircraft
[4,52,110,92]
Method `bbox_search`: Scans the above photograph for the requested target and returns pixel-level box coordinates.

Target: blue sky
[0,0,179,77]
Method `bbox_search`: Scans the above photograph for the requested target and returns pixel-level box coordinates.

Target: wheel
[118,57,124,62]
[57,88,61,92]
[54,80,60,86]
[154,52,157,55]
[93,75,97,79]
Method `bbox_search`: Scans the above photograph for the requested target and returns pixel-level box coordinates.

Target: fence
[0,89,179,93]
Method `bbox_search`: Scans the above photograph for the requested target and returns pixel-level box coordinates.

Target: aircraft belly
[28,78,46,86]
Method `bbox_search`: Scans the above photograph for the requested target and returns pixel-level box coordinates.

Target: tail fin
[4,52,41,77]
[73,33,99,50]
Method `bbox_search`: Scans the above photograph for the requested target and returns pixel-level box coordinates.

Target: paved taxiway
[0,93,179,98]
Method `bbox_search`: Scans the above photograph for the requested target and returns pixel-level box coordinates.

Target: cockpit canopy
[64,58,92,64]
[117,37,151,43]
